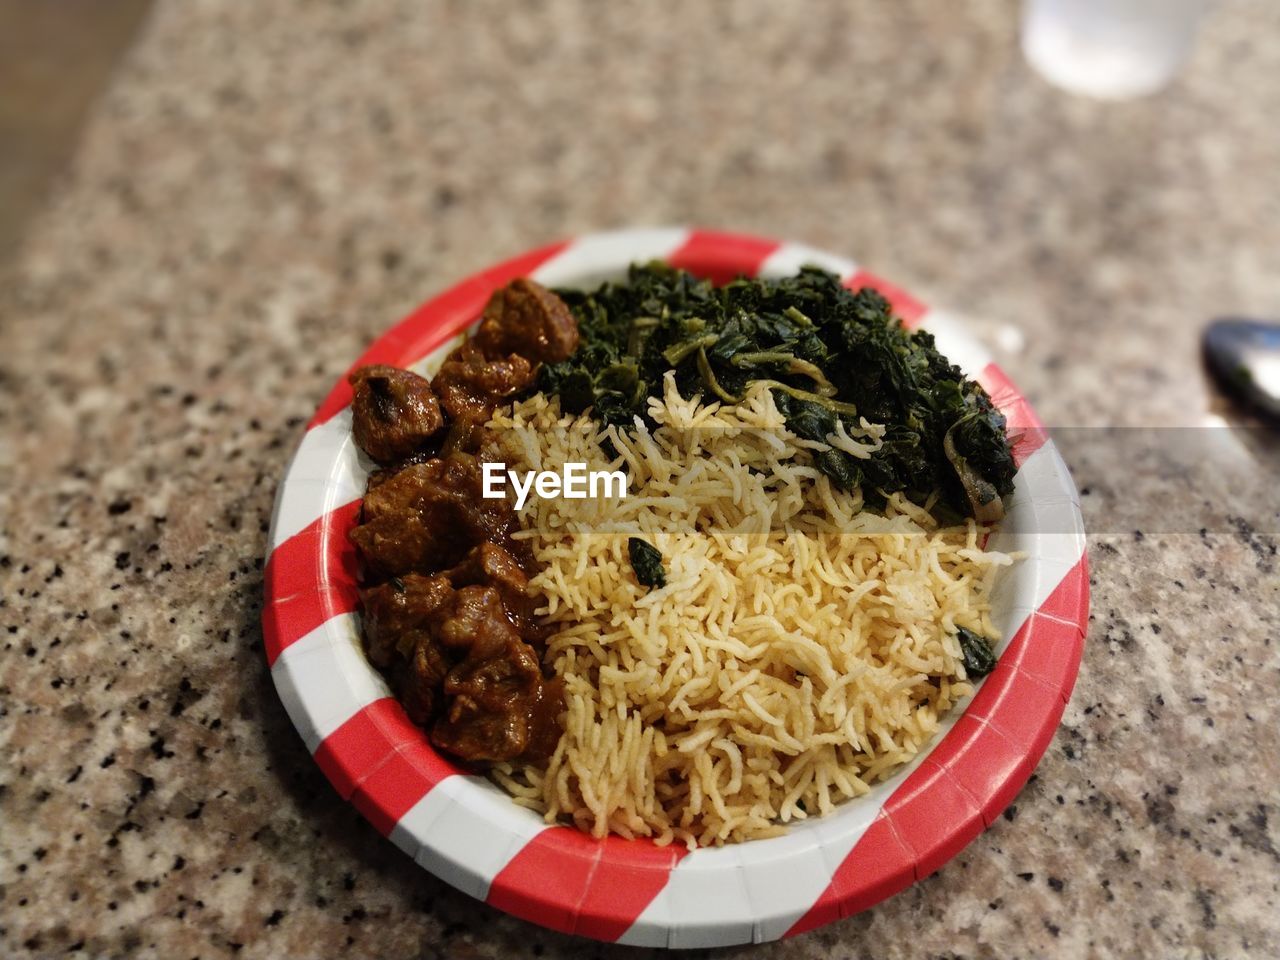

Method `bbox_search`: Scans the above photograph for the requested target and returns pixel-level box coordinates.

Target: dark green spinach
[541,263,1016,520]
[627,537,667,589]
[956,627,998,679]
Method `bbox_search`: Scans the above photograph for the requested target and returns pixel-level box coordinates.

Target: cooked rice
[487,374,1012,848]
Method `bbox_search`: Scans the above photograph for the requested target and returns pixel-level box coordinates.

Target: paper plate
[263,228,1088,948]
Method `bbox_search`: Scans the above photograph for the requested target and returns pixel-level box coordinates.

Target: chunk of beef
[445,543,546,642]
[349,453,521,577]
[475,278,580,364]
[430,585,524,658]
[522,676,566,763]
[431,675,564,763]
[432,632,541,763]
[364,450,436,493]
[349,365,444,465]
[421,584,562,762]
[359,573,453,667]
[400,632,451,727]
[439,416,506,464]
[433,341,536,422]
[432,695,530,762]
[447,634,541,704]
[430,590,540,762]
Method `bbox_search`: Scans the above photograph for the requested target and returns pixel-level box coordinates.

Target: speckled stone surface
[2,1,1279,957]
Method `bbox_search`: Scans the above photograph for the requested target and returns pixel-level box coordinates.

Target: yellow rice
[488,374,1011,848]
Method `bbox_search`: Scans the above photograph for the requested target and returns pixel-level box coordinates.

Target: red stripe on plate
[931,714,1033,827]
[791,758,984,938]
[351,738,466,837]
[788,553,1088,936]
[1035,551,1090,629]
[958,557,1087,749]
[1015,611,1087,687]
[843,270,928,327]
[665,229,781,285]
[883,759,985,880]
[977,363,1048,467]
[786,815,916,936]
[312,697,438,800]
[263,499,362,666]
[487,829,686,941]
[308,241,571,427]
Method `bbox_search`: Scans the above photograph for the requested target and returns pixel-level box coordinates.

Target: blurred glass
[1021,0,1210,99]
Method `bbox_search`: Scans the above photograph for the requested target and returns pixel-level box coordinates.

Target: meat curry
[346,278,579,764]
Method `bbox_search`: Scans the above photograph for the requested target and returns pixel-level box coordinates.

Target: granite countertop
[2,1,1278,957]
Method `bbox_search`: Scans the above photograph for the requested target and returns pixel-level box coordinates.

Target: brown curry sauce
[346,279,579,765]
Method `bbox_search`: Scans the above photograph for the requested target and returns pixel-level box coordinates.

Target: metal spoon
[1203,318,1280,421]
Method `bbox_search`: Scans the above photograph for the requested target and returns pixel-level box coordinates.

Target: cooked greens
[627,537,667,589]
[540,263,1016,520]
[956,627,998,679]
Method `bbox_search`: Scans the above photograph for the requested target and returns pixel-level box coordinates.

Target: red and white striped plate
[263,228,1088,948]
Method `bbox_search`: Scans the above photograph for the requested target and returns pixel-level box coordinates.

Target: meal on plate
[344,264,1018,847]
